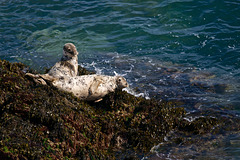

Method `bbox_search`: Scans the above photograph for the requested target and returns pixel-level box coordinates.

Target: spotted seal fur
[38,74,129,102]
[26,43,79,85]
[48,43,79,77]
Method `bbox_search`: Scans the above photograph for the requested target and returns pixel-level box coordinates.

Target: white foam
[81,61,103,75]
[122,88,150,100]
[113,71,127,77]
[10,56,18,58]
[183,115,216,122]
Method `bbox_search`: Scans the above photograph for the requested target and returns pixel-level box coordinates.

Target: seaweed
[0,59,239,159]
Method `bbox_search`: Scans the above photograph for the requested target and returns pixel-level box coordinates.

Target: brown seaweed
[0,59,239,159]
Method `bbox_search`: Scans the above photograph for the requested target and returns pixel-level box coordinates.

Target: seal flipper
[94,98,103,103]
[39,74,56,82]
[88,77,108,102]
[25,73,47,85]
[25,73,40,78]
[89,78,103,96]
[26,73,57,85]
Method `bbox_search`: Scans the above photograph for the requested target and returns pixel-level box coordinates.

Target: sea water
[0,0,240,159]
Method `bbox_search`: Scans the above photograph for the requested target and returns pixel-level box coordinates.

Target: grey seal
[55,74,128,101]
[26,43,79,85]
[48,43,79,77]
[30,74,129,102]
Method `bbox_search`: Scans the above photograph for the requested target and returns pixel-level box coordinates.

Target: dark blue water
[1,0,240,159]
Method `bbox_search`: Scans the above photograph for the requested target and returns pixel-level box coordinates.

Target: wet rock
[0,59,239,159]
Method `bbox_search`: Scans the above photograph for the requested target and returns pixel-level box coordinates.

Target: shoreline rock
[0,59,239,159]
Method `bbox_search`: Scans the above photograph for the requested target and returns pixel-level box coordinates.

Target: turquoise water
[1,0,240,159]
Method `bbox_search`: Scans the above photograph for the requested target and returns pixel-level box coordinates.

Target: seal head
[116,76,129,89]
[62,43,79,61]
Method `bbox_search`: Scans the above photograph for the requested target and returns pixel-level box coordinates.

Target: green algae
[0,59,239,159]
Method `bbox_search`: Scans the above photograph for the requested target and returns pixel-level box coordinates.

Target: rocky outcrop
[0,59,239,159]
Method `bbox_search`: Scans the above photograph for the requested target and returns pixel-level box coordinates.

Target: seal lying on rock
[26,43,79,85]
[32,74,129,102]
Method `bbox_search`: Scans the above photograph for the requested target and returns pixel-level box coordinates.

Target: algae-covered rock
[0,59,239,159]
